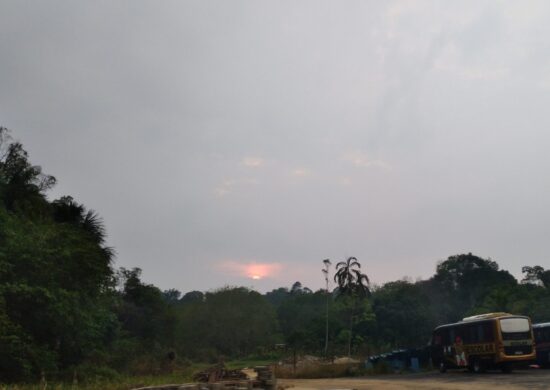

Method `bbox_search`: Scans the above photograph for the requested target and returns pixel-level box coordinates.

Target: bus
[533,322,550,368]
[431,313,536,373]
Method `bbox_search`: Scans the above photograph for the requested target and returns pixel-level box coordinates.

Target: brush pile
[193,364,248,383]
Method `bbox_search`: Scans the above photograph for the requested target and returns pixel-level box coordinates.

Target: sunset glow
[219,261,283,280]
[245,263,275,279]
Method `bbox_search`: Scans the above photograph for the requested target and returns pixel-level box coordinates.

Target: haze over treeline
[1,130,549,382]
[3,1,550,292]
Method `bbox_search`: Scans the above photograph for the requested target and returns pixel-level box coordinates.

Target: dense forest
[1,127,549,383]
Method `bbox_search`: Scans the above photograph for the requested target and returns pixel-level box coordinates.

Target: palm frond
[333,256,371,299]
[82,209,107,244]
[101,246,116,263]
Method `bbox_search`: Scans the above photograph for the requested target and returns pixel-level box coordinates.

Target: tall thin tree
[322,258,332,357]
[334,256,370,357]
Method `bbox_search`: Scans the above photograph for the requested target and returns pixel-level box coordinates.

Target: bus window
[482,322,494,342]
[463,325,475,343]
[476,324,484,342]
[440,328,449,345]
[500,318,530,333]
[460,326,468,341]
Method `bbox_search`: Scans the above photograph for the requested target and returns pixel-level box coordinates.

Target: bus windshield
[500,318,530,333]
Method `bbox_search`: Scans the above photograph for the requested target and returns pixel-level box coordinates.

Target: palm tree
[334,256,370,357]
[52,196,115,269]
[53,196,109,245]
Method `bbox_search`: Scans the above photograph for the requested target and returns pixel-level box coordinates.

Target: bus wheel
[471,358,485,373]
[501,364,512,373]
[439,362,447,373]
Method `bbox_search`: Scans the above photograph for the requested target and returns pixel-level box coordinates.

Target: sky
[1,0,550,293]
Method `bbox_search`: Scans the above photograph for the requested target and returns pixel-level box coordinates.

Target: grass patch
[364,361,393,375]
[0,358,281,389]
[0,372,196,390]
[225,358,277,370]
[274,363,365,379]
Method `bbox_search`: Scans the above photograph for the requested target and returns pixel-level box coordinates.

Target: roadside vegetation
[0,373,194,390]
[1,127,550,386]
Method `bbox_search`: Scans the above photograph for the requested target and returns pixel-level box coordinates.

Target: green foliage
[333,257,371,356]
[274,362,365,379]
[0,295,33,381]
[431,253,517,321]
[0,128,55,217]
[277,290,326,350]
[0,131,115,381]
[117,267,176,346]
[177,287,279,358]
[522,265,550,288]
[334,257,370,298]
[371,281,433,348]
[74,363,121,383]
[0,373,196,390]
[3,127,550,385]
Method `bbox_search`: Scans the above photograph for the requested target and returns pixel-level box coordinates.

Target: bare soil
[278,369,550,389]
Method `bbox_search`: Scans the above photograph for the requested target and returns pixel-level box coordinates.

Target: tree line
[1,127,549,382]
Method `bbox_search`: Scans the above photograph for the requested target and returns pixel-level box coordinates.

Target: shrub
[75,363,121,383]
[274,363,364,379]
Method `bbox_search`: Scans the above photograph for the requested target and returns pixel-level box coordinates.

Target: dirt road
[278,369,550,390]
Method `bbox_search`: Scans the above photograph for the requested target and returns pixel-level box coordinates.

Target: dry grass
[0,373,193,390]
[274,362,364,379]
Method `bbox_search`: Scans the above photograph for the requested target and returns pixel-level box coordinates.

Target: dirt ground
[278,369,550,390]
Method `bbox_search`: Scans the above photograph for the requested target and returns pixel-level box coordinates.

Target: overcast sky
[2,1,550,293]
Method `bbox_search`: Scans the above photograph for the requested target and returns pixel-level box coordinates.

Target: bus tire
[501,363,512,373]
[471,358,485,373]
[439,362,447,373]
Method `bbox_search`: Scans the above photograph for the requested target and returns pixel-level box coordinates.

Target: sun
[219,261,282,281]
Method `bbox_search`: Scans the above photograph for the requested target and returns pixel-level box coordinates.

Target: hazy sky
[2,1,550,293]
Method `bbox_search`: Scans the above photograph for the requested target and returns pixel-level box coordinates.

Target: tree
[0,128,55,216]
[432,253,516,320]
[162,289,182,304]
[0,130,119,381]
[334,257,370,356]
[372,281,433,348]
[116,268,175,346]
[522,266,550,288]
[290,281,303,294]
[334,257,370,297]
[177,287,279,358]
[276,289,327,353]
[180,290,204,304]
[322,259,331,357]
[264,287,289,308]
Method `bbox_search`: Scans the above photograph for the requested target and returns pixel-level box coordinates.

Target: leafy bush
[74,363,121,383]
